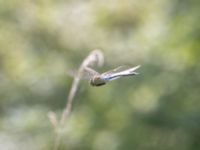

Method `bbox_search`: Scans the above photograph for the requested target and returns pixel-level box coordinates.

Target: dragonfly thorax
[90,76,106,86]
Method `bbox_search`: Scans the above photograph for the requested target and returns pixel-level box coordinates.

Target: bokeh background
[0,0,200,150]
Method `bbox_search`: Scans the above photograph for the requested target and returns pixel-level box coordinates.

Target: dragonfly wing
[111,65,141,76]
[82,67,100,79]
[102,65,133,76]
[101,65,140,81]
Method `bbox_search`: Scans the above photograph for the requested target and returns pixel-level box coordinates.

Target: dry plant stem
[60,70,82,126]
[60,49,103,125]
[53,50,104,150]
[54,74,82,150]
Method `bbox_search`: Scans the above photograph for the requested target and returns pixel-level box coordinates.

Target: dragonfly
[83,65,141,86]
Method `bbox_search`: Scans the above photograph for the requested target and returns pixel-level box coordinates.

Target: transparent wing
[82,67,100,79]
[67,67,100,80]
[101,65,140,81]
[102,65,132,75]
[66,69,79,78]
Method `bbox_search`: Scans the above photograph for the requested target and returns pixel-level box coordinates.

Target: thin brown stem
[51,50,104,150]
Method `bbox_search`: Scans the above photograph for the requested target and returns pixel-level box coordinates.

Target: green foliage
[0,0,200,150]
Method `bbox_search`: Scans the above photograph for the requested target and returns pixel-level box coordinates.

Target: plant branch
[49,50,104,150]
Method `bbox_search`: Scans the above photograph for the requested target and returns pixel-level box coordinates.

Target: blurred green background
[0,0,200,150]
